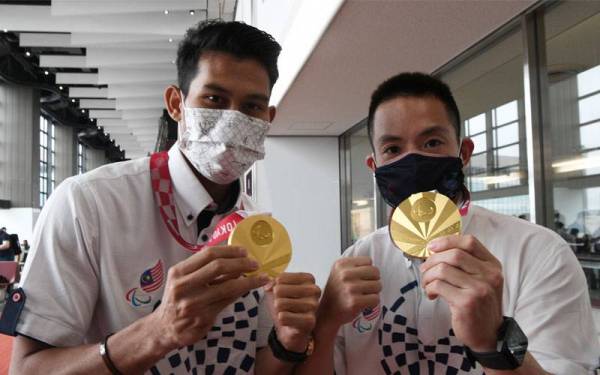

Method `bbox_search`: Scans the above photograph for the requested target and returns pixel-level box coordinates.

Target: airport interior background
[0,0,600,369]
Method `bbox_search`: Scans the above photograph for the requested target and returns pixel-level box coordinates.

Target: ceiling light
[163,9,169,15]
[553,155,600,173]
[25,51,31,57]
[71,99,76,103]
[81,109,85,113]
[58,86,63,90]
[189,10,195,15]
[168,38,173,43]
[44,70,49,75]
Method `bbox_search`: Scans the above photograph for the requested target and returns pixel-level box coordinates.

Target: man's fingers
[205,275,270,304]
[336,256,373,268]
[348,280,382,295]
[344,266,381,281]
[273,297,319,314]
[427,234,495,262]
[175,246,249,275]
[181,256,259,289]
[421,248,481,275]
[275,272,316,285]
[424,279,455,300]
[273,284,321,299]
[421,262,472,289]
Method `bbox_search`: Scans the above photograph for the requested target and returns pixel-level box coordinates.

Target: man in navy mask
[297,72,598,375]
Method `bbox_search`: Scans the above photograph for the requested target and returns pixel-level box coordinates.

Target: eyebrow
[203,83,269,104]
[419,124,452,138]
[377,124,451,145]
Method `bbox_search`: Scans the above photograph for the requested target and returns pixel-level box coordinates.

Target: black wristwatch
[465,317,528,370]
[268,327,314,363]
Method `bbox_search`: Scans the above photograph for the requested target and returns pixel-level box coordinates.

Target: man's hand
[151,246,270,352]
[265,273,321,352]
[420,234,504,352]
[318,257,382,329]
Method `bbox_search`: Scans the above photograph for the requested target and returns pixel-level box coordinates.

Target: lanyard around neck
[150,152,244,252]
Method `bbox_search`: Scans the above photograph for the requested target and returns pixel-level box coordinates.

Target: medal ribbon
[150,152,244,252]
[458,187,471,217]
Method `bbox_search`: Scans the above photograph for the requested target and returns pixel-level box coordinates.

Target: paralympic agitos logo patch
[125,259,164,308]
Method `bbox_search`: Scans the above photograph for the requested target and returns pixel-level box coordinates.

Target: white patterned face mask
[178,105,270,184]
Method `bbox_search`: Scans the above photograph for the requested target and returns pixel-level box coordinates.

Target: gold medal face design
[390,192,461,259]
[228,215,292,277]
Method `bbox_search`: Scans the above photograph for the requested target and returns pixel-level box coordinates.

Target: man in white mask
[9,21,320,375]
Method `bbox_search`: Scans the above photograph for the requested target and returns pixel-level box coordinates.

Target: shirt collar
[168,145,215,227]
[167,145,243,226]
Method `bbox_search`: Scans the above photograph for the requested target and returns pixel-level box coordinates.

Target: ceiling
[270,0,537,136]
[0,0,236,159]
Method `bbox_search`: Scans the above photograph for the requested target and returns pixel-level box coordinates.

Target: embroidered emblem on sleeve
[126,260,164,308]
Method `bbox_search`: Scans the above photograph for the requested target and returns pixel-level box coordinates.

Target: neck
[180,151,232,207]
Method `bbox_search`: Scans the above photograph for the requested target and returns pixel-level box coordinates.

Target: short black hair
[177,20,282,97]
[367,72,461,148]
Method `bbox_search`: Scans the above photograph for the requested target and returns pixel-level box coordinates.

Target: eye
[382,145,401,155]
[204,95,222,104]
[424,139,443,149]
[245,102,265,112]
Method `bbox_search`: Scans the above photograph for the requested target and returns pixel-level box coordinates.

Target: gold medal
[228,215,292,277]
[389,192,461,259]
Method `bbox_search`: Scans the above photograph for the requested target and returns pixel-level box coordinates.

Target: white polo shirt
[334,205,599,375]
[16,145,273,375]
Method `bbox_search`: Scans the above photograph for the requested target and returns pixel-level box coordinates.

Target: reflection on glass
[441,27,527,209]
[580,122,600,150]
[546,1,600,306]
[349,127,376,243]
[495,144,519,169]
[466,113,486,135]
[578,93,600,124]
[495,122,519,147]
[474,195,529,217]
[494,100,518,125]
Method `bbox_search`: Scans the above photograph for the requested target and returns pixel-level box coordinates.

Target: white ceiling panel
[19,32,72,47]
[52,0,207,16]
[116,97,166,110]
[4,0,236,157]
[121,109,163,120]
[107,83,167,99]
[69,87,108,98]
[88,110,122,119]
[98,67,176,85]
[79,99,117,109]
[39,55,86,68]
[55,73,99,85]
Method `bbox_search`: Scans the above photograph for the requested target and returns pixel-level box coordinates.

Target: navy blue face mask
[374,153,465,208]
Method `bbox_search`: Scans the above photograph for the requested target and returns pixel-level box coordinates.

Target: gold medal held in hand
[228,214,292,277]
[389,191,461,259]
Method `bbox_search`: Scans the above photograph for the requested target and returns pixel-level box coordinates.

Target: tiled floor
[0,334,13,375]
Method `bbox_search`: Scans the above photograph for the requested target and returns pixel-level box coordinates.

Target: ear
[268,106,277,122]
[366,153,377,172]
[459,137,474,167]
[164,85,183,122]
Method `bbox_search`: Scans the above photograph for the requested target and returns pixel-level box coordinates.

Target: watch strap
[268,327,309,363]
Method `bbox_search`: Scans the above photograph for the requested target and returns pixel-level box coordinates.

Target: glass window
[545,1,600,307]
[77,142,86,175]
[348,127,376,243]
[440,26,528,216]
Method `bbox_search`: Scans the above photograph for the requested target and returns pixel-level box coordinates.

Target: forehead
[372,96,455,138]
[190,51,271,95]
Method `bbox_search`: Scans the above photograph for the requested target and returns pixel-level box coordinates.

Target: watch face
[505,318,528,364]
